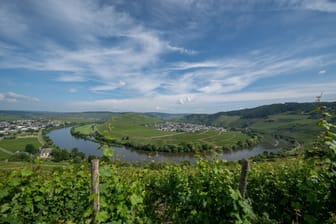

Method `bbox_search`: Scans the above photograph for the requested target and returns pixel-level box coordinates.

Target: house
[40,148,52,159]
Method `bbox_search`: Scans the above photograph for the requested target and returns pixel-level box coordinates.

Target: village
[0,119,71,160]
[0,119,67,136]
[152,122,227,133]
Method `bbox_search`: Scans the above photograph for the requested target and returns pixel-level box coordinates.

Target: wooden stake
[91,159,100,224]
[239,159,249,198]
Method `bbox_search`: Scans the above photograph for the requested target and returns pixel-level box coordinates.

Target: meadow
[73,124,96,135]
[0,137,41,159]
[247,113,320,147]
[94,113,251,151]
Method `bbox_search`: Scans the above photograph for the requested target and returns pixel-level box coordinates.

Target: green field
[0,149,12,160]
[73,124,96,135]
[212,115,241,127]
[93,113,250,150]
[0,161,69,170]
[194,112,321,149]
[247,113,320,147]
[0,137,41,159]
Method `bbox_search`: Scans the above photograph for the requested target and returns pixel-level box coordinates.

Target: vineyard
[0,155,335,223]
[0,107,335,223]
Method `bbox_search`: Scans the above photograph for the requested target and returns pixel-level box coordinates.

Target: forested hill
[180,102,336,126]
[0,111,117,121]
[144,112,187,120]
[1,102,335,124]
[0,110,186,122]
[224,102,336,118]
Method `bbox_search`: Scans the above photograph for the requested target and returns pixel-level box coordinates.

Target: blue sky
[0,0,336,113]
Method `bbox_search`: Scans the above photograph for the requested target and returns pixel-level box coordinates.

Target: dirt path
[16,135,36,138]
[198,131,223,141]
[0,146,14,155]
[150,132,184,139]
[37,129,46,145]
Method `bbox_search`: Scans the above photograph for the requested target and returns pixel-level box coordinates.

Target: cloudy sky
[0,0,335,113]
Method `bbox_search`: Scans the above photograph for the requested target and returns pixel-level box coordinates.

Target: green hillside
[0,137,41,160]
[94,113,252,152]
[72,102,336,152]
[0,110,117,122]
[179,102,336,148]
[181,102,336,125]
[1,103,335,223]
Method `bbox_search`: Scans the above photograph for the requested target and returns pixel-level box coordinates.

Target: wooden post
[239,159,249,198]
[91,159,100,224]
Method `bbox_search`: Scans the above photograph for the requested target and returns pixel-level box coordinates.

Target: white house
[40,148,52,159]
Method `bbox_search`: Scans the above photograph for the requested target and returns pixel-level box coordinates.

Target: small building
[40,148,52,159]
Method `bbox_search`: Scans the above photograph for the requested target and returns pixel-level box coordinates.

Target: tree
[25,144,39,154]
[70,147,86,162]
[9,152,31,162]
[51,148,70,162]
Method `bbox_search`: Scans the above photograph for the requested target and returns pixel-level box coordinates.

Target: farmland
[0,137,41,159]
[73,124,96,135]
[93,113,254,152]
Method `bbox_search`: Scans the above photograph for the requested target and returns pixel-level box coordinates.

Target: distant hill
[4,101,334,149]
[180,102,336,126]
[223,102,336,118]
[1,101,335,125]
[0,110,187,122]
[0,110,118,121]
[178,102,336,147]
[144,112,187,120]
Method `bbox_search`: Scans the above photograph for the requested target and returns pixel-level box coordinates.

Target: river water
[48,127,282,163]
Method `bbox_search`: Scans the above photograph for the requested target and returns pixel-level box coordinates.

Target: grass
[73,124,96,135]
[213,115,241,127]
[0,151,11,160]
[0,137,41,153]
[94,113,249,149]
[0,161,69,170]
[248,113,320,147]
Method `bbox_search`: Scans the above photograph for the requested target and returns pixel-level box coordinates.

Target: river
[47,127,282,163]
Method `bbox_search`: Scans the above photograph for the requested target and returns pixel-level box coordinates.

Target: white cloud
[57,75,86,82]
[178,96,193,104]
[90,81,126,92]
[0,0,195,83]
[166,0,336,13]
[69,88,77,93]
[0,3,28,43]
[164,53,334,95]
[170,61,220,70]
[1,0,336,113]
[167,45,198,55]
[303,0,336,13]
[319,70,326,75]
[0,92,40,103]
[72,81,336,113]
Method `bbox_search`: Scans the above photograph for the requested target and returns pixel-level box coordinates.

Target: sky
[0,0,336,113]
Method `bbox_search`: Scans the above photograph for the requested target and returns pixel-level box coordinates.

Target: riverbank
[48,127,283,163]
[71,121,264,153]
